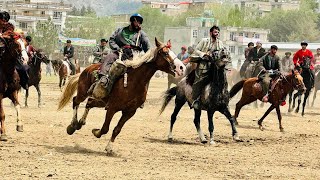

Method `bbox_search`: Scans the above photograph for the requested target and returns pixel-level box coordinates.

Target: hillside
[57,0,143,16]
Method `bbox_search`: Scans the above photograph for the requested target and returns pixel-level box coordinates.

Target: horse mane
[124,48,156,69]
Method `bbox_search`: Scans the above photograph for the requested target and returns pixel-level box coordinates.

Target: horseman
[90,13,151,99]
[0,11,29,89]
[248,41,266,63]
[293,41,315,85]
[190,25,226,109]
[177,46,189,62]
[239,42,254,77]
[258,45,282,103]
[25,35,36,59]
[63,39,76,75]
[92,38,111,64]
[280,52,294,73]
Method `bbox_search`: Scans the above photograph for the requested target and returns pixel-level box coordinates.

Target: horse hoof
[280,128,285,133]
[92,129,102,138]
[0,134,8,141]
[259,125,265,131]
[74,123,83,130]
[233,134,241,141]
[66,125,76,135]
[235,121,239,126]
[209,140,215,145]
[16,125,23,132]
[301,113,305,117]
[168,137,173,143]
[295,109,299,113]
[201,139,208,144]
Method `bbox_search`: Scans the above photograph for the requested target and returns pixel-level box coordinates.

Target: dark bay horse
[24,49,49,107]
[160,49,240,145]
[288,57,313,116]
[57,38,184,153]
[0,32,26,141]
[51,59,80,91]
[230,70,306,132]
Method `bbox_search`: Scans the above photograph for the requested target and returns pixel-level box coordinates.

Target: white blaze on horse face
[169,49,186,77]
[17,38,29,63]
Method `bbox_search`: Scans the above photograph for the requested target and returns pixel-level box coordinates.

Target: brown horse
[57,38,184,153]
[0,32,25,141]
[24,49,49,107]
[229,70,306,132]
[51,59,80,91]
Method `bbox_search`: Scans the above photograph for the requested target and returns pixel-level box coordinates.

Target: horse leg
[288,91,293,112]
[0,96,7,141]
[275,106,284,132]
[35,84,41,108]
[220,107,240,141]
[302,89,310,116]
[59,76,63,90]
[24,86,29,107]
[66,93,88,134]
[168,96,186,142]
[295,94,302,113]
[92,109,117,138]
[9,91,23,132]
[234,96,256,125]
[311,88,317,107]
[257,105,275,131]
[207,110,215,145]
[78,98,105,130]
[106,109,137,154]
[194,109,207,144]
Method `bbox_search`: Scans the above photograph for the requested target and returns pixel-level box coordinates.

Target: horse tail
[57,73,80,111]
[229,79,246,99]
[159,86,177,115]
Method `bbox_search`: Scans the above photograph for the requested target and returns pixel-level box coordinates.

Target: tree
[137,6,176,42]
[80,5,86,16]
[28,17,59,56]
[64,16,115,41]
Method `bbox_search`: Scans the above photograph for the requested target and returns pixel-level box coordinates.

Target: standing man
[92,38,111,64]
[190,25,225,109]
[63,39,76,75]
[239,42,254,77]
[280,52,294,73]
[293,41,315,83]
[177,46,189,61]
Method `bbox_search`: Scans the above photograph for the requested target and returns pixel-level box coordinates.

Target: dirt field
[1,72,320,179]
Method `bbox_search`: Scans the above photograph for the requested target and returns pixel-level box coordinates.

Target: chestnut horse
[57,38,184,153]
[51,59,80,90]
[0,32,25,141]
[24,49,49,107]
[229,70,306,132]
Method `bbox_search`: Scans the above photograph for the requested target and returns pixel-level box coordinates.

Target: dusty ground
[1,71,320,179]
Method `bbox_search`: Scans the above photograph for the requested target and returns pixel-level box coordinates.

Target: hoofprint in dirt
[0,75,320,179]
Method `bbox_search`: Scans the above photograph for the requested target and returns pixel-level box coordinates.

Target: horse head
[33,49,49,65]
[154,37,185,77]
[301,56,311,70]
[290,69,306,93]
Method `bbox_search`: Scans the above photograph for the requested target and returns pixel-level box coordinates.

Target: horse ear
[166,39,171,49]
[155,37,162,48]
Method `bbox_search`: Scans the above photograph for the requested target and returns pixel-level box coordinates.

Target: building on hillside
[110,13,131,28]
[232,0,300,17]
[0,0,72,32]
